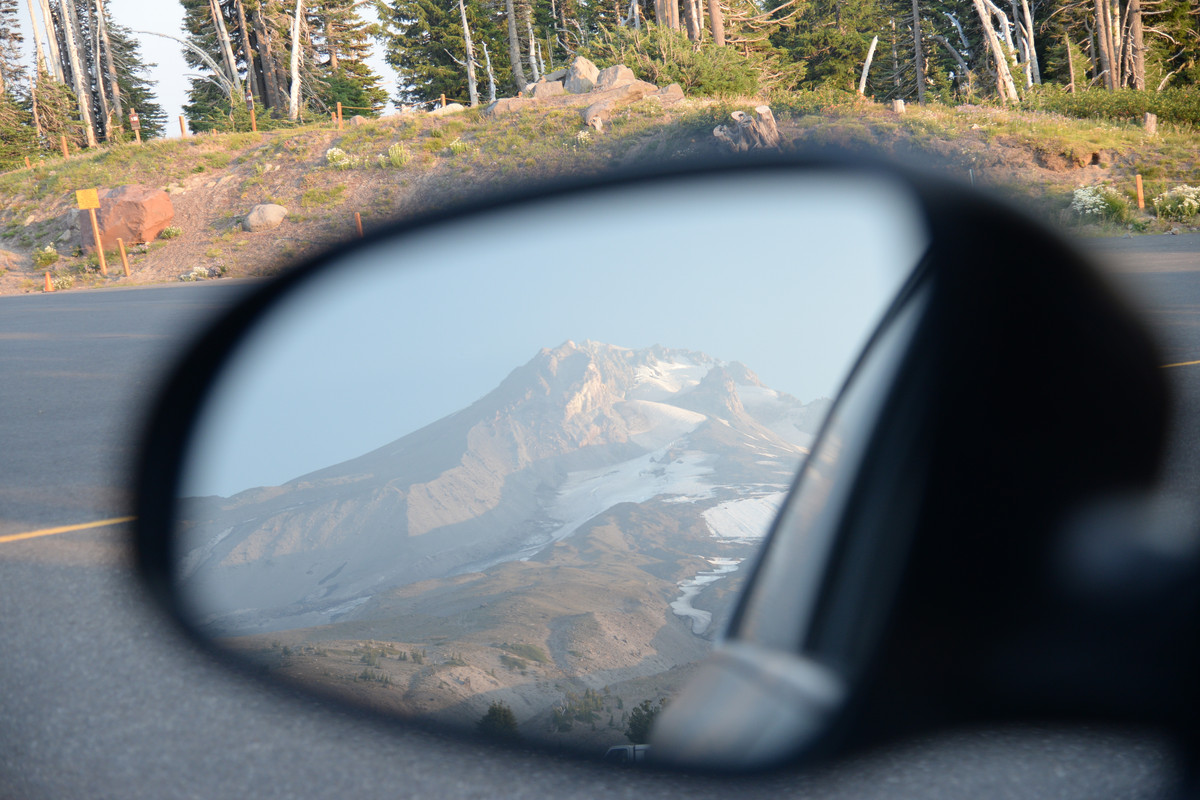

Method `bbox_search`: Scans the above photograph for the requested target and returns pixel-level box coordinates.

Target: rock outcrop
[243,204,288,232]
[76,184,174,252]
[564,56,601,93]
[482,57,686,123]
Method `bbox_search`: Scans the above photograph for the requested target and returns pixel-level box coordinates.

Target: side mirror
[134,156,1186,771]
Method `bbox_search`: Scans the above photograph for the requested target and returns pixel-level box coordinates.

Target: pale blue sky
[183,172,929,497]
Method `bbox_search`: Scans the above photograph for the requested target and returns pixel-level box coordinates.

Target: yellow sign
[75,188,100,210]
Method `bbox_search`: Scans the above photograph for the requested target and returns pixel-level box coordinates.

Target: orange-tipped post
[118,238,130,277]
[44,272,53,292]
[355,212,363,238]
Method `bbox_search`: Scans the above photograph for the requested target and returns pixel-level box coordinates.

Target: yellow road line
[1162,359,1200,369]
[0,516,136,544]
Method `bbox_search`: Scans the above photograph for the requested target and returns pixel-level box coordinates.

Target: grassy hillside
[1,94,1197,294]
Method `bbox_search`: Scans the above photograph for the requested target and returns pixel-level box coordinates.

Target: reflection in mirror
[176,171,927,755]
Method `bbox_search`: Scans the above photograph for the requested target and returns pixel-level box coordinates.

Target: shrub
[1153,185,1200,221]
[160,226,182,240]
[625,698,666,744]
[1024,86,1200,128]
[477,701,519,739]
[381,142,411,168]
[324,147,361,170]
[583,24,804,97]
[32,245,59,268]
[1070,185,1130,223]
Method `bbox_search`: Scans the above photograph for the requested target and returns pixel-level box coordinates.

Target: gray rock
[595,65,638,91]
[243,204,288,232]
[544,67,568,82]
[579,81,659,128]
[482,97,535,117]
[564,56,600,93]
[531,80,567,99]
[429,102,467,116]
[348,115,368,126]
[649,83,685,105]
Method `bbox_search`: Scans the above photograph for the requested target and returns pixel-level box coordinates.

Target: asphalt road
[1,234,1198,799]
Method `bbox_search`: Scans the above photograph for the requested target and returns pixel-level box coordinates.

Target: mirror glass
[175,169,928,754]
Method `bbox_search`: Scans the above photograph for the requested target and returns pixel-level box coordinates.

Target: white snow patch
[703,492,788,543]
[671,557,742,636]
[630,357,711,401]
[547,445,715,544]
[621,399,707,450]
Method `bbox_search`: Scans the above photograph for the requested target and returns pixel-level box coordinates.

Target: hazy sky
[183,172,929,497]
[15,1,401,134]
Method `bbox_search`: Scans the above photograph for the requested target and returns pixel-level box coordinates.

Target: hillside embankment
[1,94,1197,295]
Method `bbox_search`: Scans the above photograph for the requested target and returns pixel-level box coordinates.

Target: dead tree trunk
[482,41,497,102]
[708,0,725,45]
[95,0,122,122]
[970,0,1019,102]
[288,0,302,119]
[525,5,540,81]
[1128,0,1145,89]
[459,0,479,105]
[506,0,527,91]
[713,106,780,151]
[210,0,245,96]
[911,0,924,103]
[252,4,285,111]
[36,0,63,81]
[60,0,98,146]
[859,34,879,94]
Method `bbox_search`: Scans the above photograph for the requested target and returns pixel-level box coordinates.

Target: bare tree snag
[708,0,725,45]
[970,0,1019,103]
[911,0,924,103]
[60,0,97,146]
[859,34,878,95]
[482,41,497,102]
[35,0,62,81]
[459,0,479,106]
[95,0,123,121]
[506,0,527,91]
[210,0,245,96]
[288,0,303,119]
[713,106,780,152]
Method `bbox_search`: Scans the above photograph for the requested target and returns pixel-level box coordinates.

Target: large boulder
[595,65,638,91]
[531,80,567,99]
[429,102,466,116]
[564,56,600,93]
[482,96,535,118]
[649,83,685,105]
[544,67,568,82]
[579,80,661,128]
[243,204,288,232]
[77,184,174,252]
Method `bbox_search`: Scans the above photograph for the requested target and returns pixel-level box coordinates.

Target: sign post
[129,110,141,145]
[245,89,257,133]
[75,188,107,277]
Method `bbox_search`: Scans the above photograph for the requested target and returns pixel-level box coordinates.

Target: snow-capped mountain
[179,341,829,635]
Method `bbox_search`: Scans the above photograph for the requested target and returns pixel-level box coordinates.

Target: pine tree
[0,0,26,96]
[107,21,167,138]
[308,0,388,114]
[379,0,503,105]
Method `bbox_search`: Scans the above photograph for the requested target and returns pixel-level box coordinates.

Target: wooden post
[331,112,337,126]
[88,209,107,276]
[118,238,130,276]
[44,272,54,292]
[440,93,447,108]
[355,212,363,237]
[179,116,188,137]
[134,128,141,145]
[60,135,69,158]
[337,102,343,129]
[249,104,257,132]
[891,99,906,114]
[1144,112,1157,136]
[1136,175,1145,209]
[25,156,31,169]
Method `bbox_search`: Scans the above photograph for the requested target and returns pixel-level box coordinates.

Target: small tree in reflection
[478,701,519,739]
[625,699,666,744]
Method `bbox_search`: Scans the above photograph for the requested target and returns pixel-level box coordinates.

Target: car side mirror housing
[133,155,1188,773]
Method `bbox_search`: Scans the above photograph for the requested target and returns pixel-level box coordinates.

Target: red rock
[77,184,174,252]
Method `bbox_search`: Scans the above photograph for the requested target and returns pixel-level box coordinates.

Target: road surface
[1,234,1197,799]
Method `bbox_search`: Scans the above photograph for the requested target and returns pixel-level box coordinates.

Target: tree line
[1,0,1197,169]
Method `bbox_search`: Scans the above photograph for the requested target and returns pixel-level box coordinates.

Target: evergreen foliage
[477,701,519,738]
[624,698,664,744]
[107,22,167,139]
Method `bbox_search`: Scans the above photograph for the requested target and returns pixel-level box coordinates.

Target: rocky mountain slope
[178,340,829,748]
